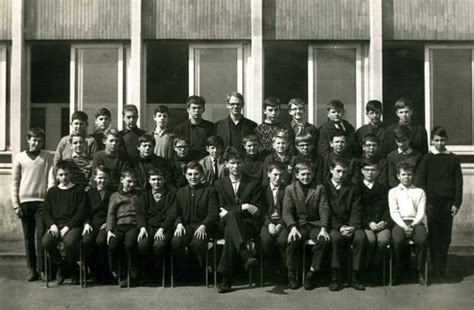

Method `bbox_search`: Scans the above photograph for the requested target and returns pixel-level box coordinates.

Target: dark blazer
[382,123,428,156]
[214,174,262,224]
[174,119,215,157]
[216,116,257,150]
[86,188,113,228]
[323,152,361,185]
[318,120,359,158]
[122,154,173,191]
[359,182,390,229]
[136,190,178,232]
[289,153,324,184]
[261,184,285,227]
[324,181,363,230]
[282,182,330,229]
[199,155,228,185]
[175,185,219,229]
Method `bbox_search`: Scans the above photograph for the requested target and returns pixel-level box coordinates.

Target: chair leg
[162,255,166,288]
[206,242,209,288]
[389,245,393,287]
[170,252,174,288]
[424,250,429,287]
[348,245,353,283]
[249,268,252,288]
[302,243,306,287]
[127,258,130,288]
[382,246,386,287]
[259,242,263,287]
[44,250,49,288]
[213,240,217,288]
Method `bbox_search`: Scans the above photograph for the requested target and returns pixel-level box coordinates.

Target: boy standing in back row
[120,105,146,158]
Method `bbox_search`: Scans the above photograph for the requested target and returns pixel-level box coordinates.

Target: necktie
[213,159,219,182]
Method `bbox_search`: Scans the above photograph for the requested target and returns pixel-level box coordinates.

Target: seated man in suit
[199,135,227,185]
[325,158,366,291]
[215,92,257,153]
[214,147,262,293]
[283,161,330,290]
[171,161,219,281]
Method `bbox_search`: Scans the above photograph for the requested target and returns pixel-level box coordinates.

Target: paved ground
[1,251,474,310]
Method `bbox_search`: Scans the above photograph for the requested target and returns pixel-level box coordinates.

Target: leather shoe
[56,267,65,285]
[329,280,341,291]
[351,279,366,291]
[217,280,232,293]
[27,270,38,282]
[119,279,128,288]
[288,276,300,290]
[418,273,426,286]
[304,273,314,290]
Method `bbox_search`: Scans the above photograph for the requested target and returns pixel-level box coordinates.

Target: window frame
[307,44,366,128]
[0,45,8,152]
[425,44,474,154]
[70,44,127,130]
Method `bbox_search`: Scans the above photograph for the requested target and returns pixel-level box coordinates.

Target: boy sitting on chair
[389,161,427,285]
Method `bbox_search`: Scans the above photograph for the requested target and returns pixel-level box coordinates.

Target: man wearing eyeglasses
[215,92,257,154]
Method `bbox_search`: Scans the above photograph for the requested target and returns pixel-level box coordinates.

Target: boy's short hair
[226,92,245,105]
[271,130,289,143]
[206,135,224,147]
[71,111,88,123]
[294,160,314,174]
[392,125,412,140]
[68,133,86,144]
[326,99,345,112]
[123,104,138,115]
[154,104,170,116]
[186,95,206,108]
[360,158,380,169]
[95,108,111,119]
[263,96,281,109]
[394,97,414,111]
[55,160,73,173]
[330,157,349,169]
[137,134,156,148]
[173,135,191,147]
[294,133,313,145]
[396,160,415,174]
[362,133,379,145]
[94,165,110,177]
[329,129,346,142]
[267,161,285,174]
[365,100,383,113]
[288,98,305,109]
[27,127,45,140]
[185,161,204,174]
[121,168,138,179]
[431,126,448,139]
[104,127,121,139]
[147,167,165,178]
[223,146,243,162]
[242,133,258,144]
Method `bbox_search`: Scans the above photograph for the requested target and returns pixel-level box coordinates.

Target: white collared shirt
[397,147,413,155]
[58,183,75,190]
[363,180,375,189]
[230,177,241,195]
[431,148,450,155]
[388,183,426,228]
[331,180,341,191]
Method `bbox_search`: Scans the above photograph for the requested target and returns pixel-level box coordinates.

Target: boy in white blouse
[388,161,427,285]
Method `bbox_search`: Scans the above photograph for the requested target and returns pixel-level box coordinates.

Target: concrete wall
[0,172,22,241]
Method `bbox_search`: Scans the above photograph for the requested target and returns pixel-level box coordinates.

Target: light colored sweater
[388,184,426,228]
[11,151,56,206]
[54,135,97,166]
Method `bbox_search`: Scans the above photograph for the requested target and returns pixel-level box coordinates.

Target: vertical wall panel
[0,0,11,40]
[25,0,130,40]
[143,0,251,39]
[265,0,369,40]
[384,0,474,40]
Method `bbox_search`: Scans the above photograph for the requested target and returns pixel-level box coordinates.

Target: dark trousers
[330,229,366,271]
[138,227,171,257]
[171,224,210,272]
[108,225,139,276]
[82,227,108,277]
[364,228,391,269]
[217,211,259,275]
[42,226,82,265]
[428,203,454,275]
[392,222,427,273]
[20,201,46,272]
[260,222,288,268]
[286,224,327,272]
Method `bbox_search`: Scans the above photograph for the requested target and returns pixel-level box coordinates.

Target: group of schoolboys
[11,92,463,294]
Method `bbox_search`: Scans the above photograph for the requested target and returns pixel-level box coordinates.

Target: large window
[425,46,474,153]
[308,44,366,128]
[0,45,9,152]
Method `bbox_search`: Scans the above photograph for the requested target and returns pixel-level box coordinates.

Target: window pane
[432,49,472,145]
[315,48,357,126]
[196,48,238,121]
[79,48,119,127]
